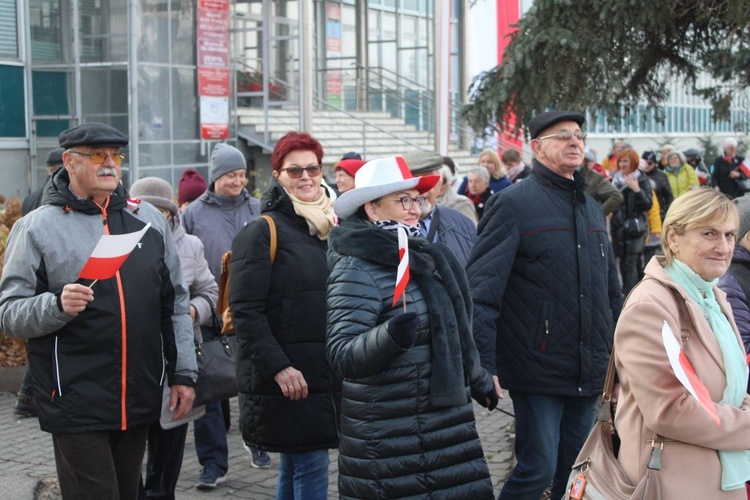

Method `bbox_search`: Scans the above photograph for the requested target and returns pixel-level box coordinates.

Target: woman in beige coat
[614,188,750,499]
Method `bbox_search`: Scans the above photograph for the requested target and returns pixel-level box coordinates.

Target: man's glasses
[69,150,126,165]
[381,196,426,211]
[537,131,587,142]
[278,165,323,179]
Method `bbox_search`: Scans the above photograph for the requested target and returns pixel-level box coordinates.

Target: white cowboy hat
[333,156,439,219]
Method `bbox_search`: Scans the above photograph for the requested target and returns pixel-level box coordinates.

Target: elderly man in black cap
[466,111,623,500]
[0,122,197,500]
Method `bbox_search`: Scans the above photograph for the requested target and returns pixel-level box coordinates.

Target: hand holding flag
[393,226,410,311]
[662,321,721,426]
[79,223,152,282]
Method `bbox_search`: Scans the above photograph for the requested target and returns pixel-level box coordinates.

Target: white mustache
[97,168,118,177]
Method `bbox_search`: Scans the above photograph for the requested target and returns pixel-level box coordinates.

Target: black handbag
[623,217,647,238]
[193,310,238,407]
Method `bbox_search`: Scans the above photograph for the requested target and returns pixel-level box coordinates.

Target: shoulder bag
[193,310,239,407]
[218,214,277,334]
[562,350,662,499]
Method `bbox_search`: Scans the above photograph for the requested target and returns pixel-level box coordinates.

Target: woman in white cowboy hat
[326,156,497,499]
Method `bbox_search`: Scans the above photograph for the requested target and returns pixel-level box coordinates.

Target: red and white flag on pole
[661,321,721,426]
[79,223,152,280]
[392,226,410,307]
[740,157,750,179]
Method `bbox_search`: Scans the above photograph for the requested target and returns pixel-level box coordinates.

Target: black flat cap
[46,147,65,166]
[59,122,129,149]
[528,110,585,140]
[401,150,444,174]
[341,151,362,160]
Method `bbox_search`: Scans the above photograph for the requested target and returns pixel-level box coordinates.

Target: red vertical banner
[496,0,522,150]
[198,0,230,139]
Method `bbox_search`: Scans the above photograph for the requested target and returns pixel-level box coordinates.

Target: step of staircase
[237,107,478,171]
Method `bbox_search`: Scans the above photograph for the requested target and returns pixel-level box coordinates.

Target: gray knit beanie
[736,196,750,241]
[210,143,246,181]
[130,177,178,216]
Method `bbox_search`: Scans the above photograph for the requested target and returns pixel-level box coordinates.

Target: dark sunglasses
[278,165,323,179]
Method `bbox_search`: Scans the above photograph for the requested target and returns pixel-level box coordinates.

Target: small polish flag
[661,321,721,426]
[79,223,152,280]
[740,158,750,179]
[392,226,410,307]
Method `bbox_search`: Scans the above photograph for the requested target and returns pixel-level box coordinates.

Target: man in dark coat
[401,149,477,267]
[467,111,622,500]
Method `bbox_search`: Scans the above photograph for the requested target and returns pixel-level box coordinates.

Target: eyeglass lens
[284,166,322,178]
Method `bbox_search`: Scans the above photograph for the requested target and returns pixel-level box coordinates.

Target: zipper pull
[50,389,56,402]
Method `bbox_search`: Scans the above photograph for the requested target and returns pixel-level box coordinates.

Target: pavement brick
[0,390,515,499]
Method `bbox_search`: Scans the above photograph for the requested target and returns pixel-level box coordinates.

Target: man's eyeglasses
[68,150,126,165]
[381,196,426,211]
[537,131,587,142]
[278,165,323,179]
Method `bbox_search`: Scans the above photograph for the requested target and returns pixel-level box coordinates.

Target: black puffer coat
[610,173,653,256]
[326,217,494,499]
[230,178,339,453]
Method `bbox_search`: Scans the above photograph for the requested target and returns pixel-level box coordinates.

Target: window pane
[139,143,172,167]
[0,65,26,137]
[173,68,199,140]
[33,70,72,137]
[30,0,64,61]
[81,67,129,121]
[139,65,172,141]
[0,0,18,58]
[80,0,128,63]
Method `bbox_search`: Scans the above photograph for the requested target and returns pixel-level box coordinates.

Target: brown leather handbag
[562,351,662,500]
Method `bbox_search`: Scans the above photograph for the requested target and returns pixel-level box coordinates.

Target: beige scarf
[287,187,335,240]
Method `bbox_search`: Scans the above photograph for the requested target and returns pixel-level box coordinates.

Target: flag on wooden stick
[79,223,152,281]
[393,226,410,308]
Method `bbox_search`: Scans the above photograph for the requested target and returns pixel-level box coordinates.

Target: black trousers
[138,423,189,500]
[53,425,149,500]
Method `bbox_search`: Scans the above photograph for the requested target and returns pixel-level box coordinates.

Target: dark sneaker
[243,443,271,469]
[195,464,226,490]
[14,394,37,418]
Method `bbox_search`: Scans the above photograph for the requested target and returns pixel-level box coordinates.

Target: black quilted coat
[230,179,340,453]
[326,217,494,499]
[467,160,623,397]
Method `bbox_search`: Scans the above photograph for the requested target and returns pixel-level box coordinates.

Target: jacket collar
[200,186,251,208]
[45,167,128,216]
[532,159,588,203]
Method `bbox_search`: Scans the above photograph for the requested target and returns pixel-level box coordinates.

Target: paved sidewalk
[0,391,515,499]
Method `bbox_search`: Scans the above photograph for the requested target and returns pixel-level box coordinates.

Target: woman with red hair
[230,131,339,499]
[610,148,654,295]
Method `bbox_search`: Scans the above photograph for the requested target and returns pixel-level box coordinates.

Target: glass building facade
[1,0,466,200]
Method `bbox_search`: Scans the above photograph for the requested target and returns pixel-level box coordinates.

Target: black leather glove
[388,312,418,349]
[485,387,499,411]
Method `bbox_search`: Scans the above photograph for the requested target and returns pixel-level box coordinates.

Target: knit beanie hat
[178,169,208,205]
[130,177,178,216]
[335,158,366,178]
[736,196,750,241]
[210,143,246,181]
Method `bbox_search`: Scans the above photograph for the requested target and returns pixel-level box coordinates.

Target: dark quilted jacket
[326,226,493,499]
[230,179,340,453]
[610,174,653,257]
[433,205,477,268]
[467,160,622,396]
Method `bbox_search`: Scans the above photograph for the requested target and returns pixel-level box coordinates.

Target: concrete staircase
[236,107,479,172]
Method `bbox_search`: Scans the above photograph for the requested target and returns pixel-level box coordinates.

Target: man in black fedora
[467,111,622,500]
